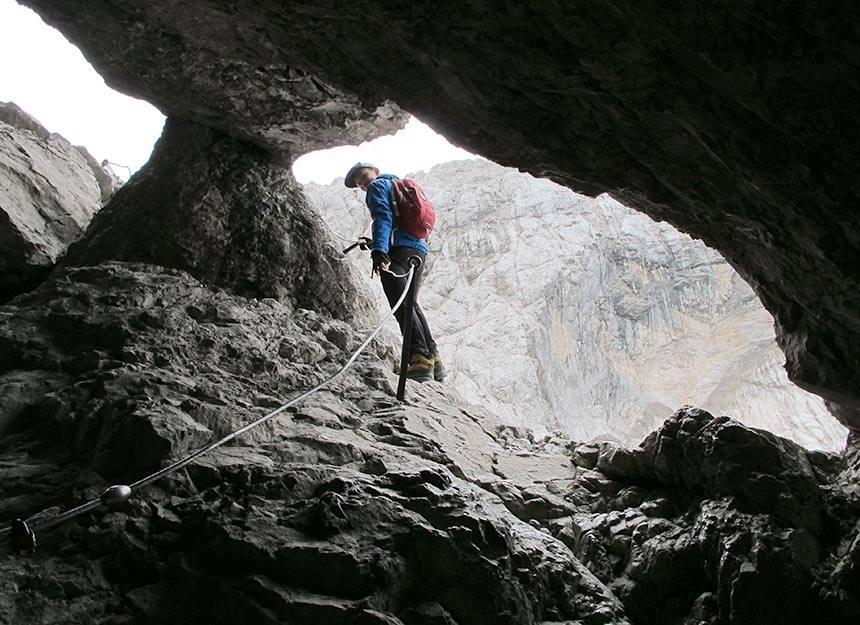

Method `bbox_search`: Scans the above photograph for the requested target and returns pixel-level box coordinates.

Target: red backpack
[389,178,436,240]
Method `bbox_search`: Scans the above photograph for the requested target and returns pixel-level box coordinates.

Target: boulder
[60,118,375,319]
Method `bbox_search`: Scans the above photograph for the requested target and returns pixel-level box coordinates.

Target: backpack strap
[388,179,402,226]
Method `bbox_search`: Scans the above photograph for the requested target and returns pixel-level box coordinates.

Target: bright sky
[291,118,477,186]
[0,0,475,183]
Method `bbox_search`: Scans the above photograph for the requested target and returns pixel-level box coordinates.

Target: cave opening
[296,136,846,452]
[1,0,848,453]
[2,4,859,622]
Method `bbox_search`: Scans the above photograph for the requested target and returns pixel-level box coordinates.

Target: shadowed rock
[0,263,629,625]
[1,264,858,622]
[60,119,371,318]
[2,4,860,624]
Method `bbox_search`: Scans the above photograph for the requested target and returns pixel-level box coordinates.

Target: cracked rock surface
[1,264,858,623]
[0,102,116,302]
[0,263,628,625]
[2,3,860,622]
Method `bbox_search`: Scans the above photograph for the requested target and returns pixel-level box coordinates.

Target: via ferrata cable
[3,265,416,551]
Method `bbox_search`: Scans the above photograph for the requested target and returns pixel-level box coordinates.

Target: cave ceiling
[20,0,860,430]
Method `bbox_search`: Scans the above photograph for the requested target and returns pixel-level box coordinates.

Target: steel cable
[3,266,416,545]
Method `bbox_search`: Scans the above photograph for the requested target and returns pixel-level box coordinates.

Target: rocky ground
[1,262,858,624]
[1,98,858,623]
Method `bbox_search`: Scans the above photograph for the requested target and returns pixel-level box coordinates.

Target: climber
[345,162,446,382]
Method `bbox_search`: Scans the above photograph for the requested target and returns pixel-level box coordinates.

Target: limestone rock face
[0,102,108,301]
[306,159,846,450]
[19,0,860,429]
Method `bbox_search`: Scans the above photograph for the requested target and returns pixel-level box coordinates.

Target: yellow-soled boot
[406,353,435,382]
[432,355,447,381]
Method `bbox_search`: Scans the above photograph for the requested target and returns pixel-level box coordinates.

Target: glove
[371,250,391,276]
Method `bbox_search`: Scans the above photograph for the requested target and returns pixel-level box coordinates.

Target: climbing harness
[2,263,418,553]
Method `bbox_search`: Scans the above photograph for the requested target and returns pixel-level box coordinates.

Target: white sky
[0,0,476,183]
[292,118,478,186]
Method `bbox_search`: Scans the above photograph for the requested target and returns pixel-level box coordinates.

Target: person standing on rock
[345,162,446,383]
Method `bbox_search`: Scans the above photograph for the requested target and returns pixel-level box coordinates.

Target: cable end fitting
[10,519,36,553]
[100,485,133,509]
[408,255,422,268]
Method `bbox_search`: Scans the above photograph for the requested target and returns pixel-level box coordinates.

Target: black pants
[380,246,438,359]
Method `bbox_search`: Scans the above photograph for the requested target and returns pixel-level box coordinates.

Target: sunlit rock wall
[306,159,846,450]
[0,102,109,301]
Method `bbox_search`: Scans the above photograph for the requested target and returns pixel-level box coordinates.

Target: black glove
[371,250,391,276]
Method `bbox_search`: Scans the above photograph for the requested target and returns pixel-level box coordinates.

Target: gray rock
[642,406,826,533]
[0,262,629,625]
[2,262,859,624]
[0,104,104,301]
[60,119,376,322]
[1,4,860,622]
[0,102,51,139]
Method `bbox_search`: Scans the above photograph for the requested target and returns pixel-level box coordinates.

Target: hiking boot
[406,354,434,382]
[432,355,448,381]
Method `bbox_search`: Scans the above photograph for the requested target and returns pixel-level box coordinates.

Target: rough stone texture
[306,159,846,451]
[19,0,860,430]
[0,263,628,625]
[575,406,860,625]
[60,118,373,320]
[0,265,858,623]
[19,2,406,156]
[0,102,107,302]
[0,102,52,139]
[0,102,123,203]
[2,3,860,623]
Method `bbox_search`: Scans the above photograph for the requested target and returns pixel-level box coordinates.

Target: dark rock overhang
[20,0,860,430]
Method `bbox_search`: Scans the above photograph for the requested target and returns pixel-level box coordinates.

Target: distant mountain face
[305,159,846,450]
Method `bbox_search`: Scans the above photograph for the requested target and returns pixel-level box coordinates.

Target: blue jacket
[365,173,428,254]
